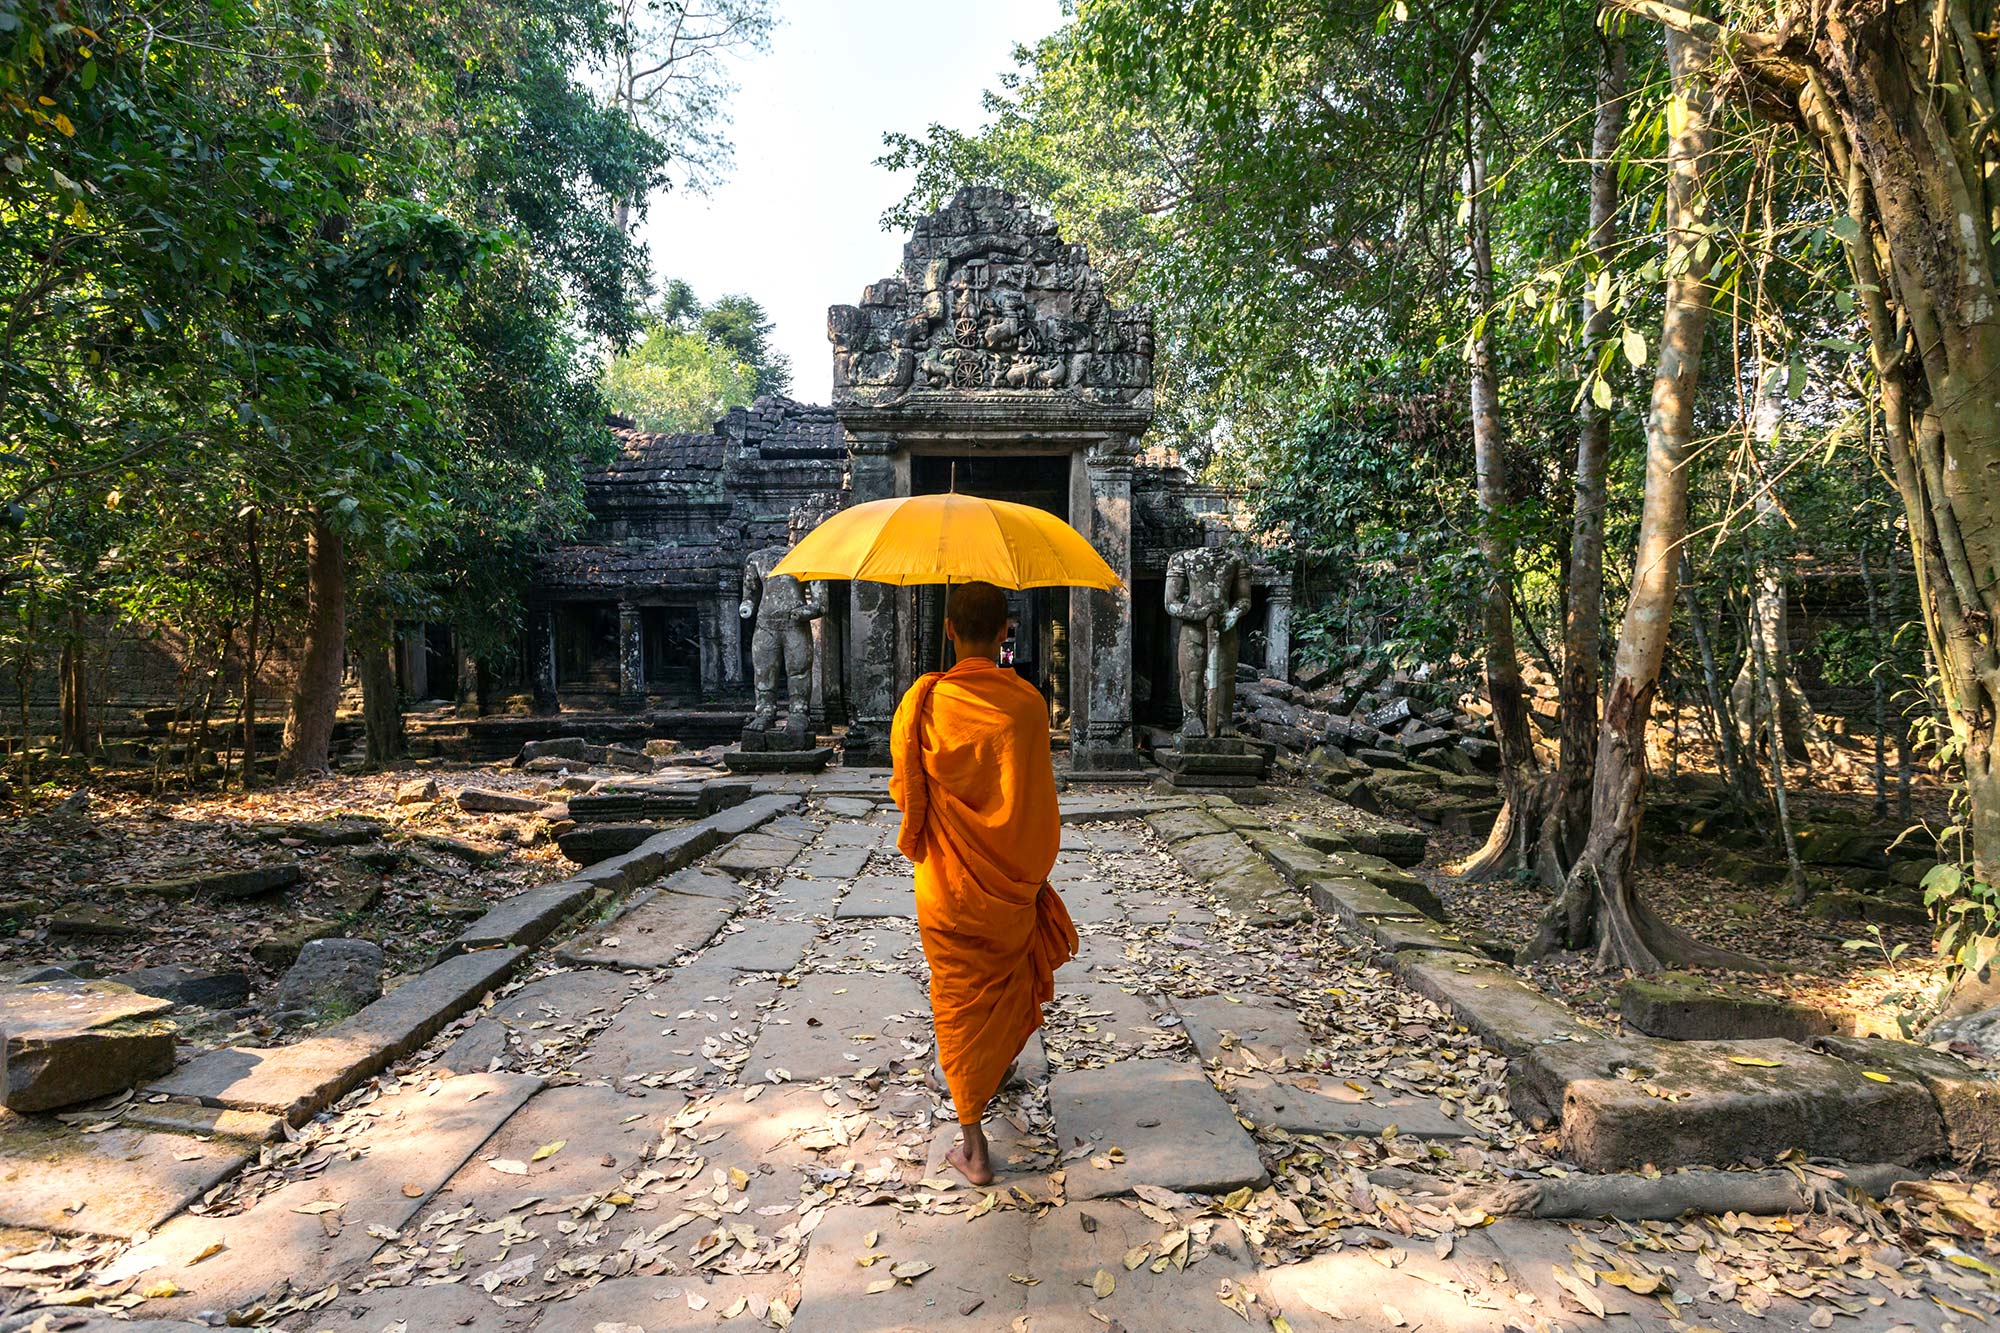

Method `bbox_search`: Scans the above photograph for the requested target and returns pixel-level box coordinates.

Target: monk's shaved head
[946,582,1010,645]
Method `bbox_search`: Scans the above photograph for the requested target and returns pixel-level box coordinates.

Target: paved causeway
[50,781,1982,1332]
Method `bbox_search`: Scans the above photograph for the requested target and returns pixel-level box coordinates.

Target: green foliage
[599,284,791,432]
[601,321,758,434]
[0,0,686,769]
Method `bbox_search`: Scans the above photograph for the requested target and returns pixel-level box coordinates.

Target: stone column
[718,574,744,688]
[400,627,429,701]
[1265,585,1294,681]
[697,600,721,695]
[617,602,644,709]
[1071,438,1142,772]
[455,639,480,717]
[532,609,558,715]
[844,437,900,765]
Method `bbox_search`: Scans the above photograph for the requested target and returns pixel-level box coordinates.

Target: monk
[890,581,1078,1185]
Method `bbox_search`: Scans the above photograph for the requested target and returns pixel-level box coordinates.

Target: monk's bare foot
[946,1125,994,1185]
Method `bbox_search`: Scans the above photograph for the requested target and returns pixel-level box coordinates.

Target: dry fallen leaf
[531,1139,566,1161]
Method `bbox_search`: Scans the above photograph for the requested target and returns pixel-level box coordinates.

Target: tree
[699,294,792,397]
[601,321,759,431]
[1526,27,1763,971]
[603,0,774,230]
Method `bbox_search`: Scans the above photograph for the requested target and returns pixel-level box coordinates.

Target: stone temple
[66,191,1293,767]
[449,190,1294,771]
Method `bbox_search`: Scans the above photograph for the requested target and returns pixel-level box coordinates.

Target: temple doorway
[907,454,1072,730]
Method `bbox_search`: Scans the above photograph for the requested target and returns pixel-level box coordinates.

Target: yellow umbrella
[770,492,1119,590]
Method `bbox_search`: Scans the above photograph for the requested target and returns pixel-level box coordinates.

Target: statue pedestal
[1155,735,1272,791]
[724,723,832,774]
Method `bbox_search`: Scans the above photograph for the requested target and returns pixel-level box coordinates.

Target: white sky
[630,0,1066,405]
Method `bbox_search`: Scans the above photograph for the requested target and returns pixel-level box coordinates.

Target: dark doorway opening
[423,624,457,701]
[556,603,618,689]
[643,605,700,693]
[908,455,1073,723]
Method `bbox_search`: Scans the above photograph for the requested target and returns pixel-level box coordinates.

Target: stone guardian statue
[739,534,827,743]
[1164,546,1252,738]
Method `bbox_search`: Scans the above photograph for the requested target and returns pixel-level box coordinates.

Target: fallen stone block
[557,821,664,863]
[1816,1034,2000,1164]
[1051,1057,1268,1200]
[146,947,524,1123]
[123,863,304,901]
[1305,875,1429,930]
[266,938,384,1028]
[46,906,144,939]
[455,786,548,814]
[1806,891,1930,927]
[1560,1038,1945,1171]
[1,978,176,1112]
[248,917,340,969]
[395,776,438,804]
[115,965,250,1010]
[1621,971,1838,1043]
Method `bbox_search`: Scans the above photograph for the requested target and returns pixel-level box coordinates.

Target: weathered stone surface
[1170,831,1263,881]
[1051,1057,1267,1200]
[710,831,808,874]
[794,844,871,879]
[723,744,833,773]
[662,865,749,900]
[1224,1070,1468,1139]
[395,776,438,803]
[1817,1035,2000,1163]
[1305,875,1428,930]
[1367,916,1476,953]
[1175,994,1313,1069]
[556,889,736,970]
[119,1099,282,1142]
[124,1072,541,1318]
[454,786,547,814]
[700,919,819,973]
[572,967,775,1085]
[266,937,383,1027]
[821,796,875,817]
[248,916,339,968]
[0,1117,254,1238]
[1,978,175,1112]
[740,972,927,1083]
[793,1198,1034,1330]
[115,964,250,1010]
[806,926,921,971]
[1143,807,1231,844]
[147,947,523,1122]
[439,879,594,958]
[411,831,508,864]
[272,817,383,845]
[46,906,144,939]
[124,862,303,901]
[1561,1038,1946,1171]
[1806,890,1930,926]
[834,874,916,919]
[1621,971,1838,1042]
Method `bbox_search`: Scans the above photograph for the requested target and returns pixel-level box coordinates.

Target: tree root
[1366,1163,1920,1221]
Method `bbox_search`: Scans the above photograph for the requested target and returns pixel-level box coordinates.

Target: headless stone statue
[1164,546,1251,738]
[739,547,826,742]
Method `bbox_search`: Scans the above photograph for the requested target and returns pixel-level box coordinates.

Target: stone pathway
[6,781,1992,1332]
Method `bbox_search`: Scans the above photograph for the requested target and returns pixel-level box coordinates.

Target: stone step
[2,977,176,1113]
[437,879,595,959]
[555,889,736,970]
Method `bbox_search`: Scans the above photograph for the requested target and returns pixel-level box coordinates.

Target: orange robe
[891,656,1078,1125]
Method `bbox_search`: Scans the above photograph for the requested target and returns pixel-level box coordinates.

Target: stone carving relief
[827,187,1153,409]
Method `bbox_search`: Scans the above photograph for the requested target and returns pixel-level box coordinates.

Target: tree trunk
[58,603,88,757]
[1858,538,1890,819]
[358,637,405,767]
[241,508,263,788]
[1538,27,1628,884]
[280,518,347,778]
[1459,42,1547,882]
[1525,29,1766,972]
[1681,563,1759,808]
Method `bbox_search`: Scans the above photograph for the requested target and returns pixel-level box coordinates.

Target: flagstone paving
[7,781,1997,1332]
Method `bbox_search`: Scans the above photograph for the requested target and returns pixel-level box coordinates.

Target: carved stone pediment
[828,187,1153,413]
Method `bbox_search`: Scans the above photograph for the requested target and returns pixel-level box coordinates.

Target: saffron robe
[890,656,1077,1124]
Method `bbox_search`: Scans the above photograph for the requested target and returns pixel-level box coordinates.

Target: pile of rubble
[1233,657,1507,835]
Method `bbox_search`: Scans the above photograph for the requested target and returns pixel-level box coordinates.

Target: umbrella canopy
[769,492,1120,590]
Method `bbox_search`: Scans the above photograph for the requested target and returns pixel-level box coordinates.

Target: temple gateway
[436,190,1294,767]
